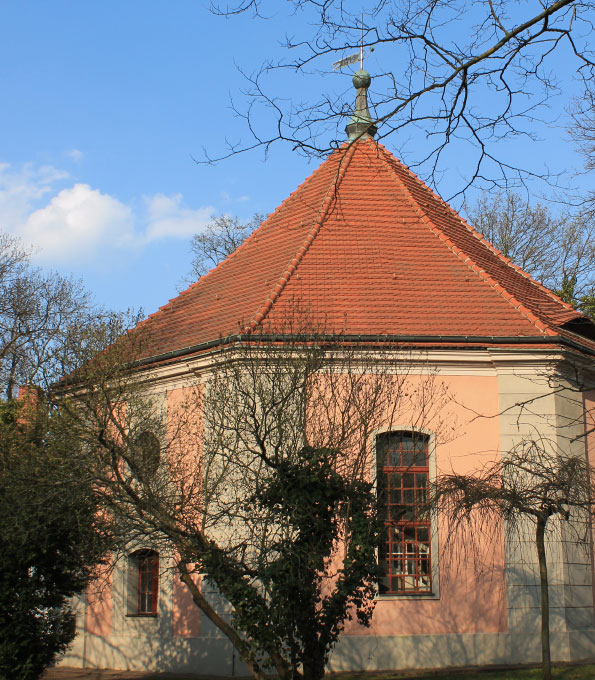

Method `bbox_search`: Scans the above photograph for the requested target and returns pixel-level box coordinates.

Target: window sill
[125,613,159,618]
[376,592,438,601]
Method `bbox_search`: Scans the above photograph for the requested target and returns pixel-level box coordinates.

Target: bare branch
[204,0,595,197]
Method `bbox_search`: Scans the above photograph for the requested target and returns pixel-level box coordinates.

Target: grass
[331,663,595,680]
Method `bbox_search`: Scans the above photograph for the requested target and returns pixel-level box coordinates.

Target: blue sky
[0,1,589,318]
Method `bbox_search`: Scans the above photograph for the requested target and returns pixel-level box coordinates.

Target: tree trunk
[178,568,268,680]
[535,515,552,680]
[301,636,325,680]
[302,657,325,680]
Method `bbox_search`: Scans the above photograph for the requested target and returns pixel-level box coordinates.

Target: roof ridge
[380,147,579,318]
[243,142,359,333]
[373,142,559,337]
[457,215,578,315]
[387,154,577,315]
[132,154,349,333]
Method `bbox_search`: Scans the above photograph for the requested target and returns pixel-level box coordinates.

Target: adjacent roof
[135,138,595,365]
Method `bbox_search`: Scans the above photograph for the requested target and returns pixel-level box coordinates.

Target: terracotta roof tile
[136,139,594,361]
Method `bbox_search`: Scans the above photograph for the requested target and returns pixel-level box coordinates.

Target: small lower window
[377,431,432,595]
[127,549,159,616]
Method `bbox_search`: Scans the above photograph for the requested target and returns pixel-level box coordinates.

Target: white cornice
[131,345,591,387]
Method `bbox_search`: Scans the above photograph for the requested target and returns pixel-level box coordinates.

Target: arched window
[132,431,161,478]
[376,431,432,595]
[127,549,159,616]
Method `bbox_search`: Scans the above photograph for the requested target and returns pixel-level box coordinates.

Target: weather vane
[333,14,373,71]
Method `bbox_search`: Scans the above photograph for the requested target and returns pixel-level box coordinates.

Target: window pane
[389,489,402,505]
[376,431,431,595]
[413,436,427,451]
[136,551,158,615]
[378,574,390,594]
[398,433,415,449]
[401,507,415,521]
[387,449,401,466]
[392,576,405,592]
[388,473,401,487]
[402,450,415,467]
[405,542,417,557]
[414,449,427,465]
[404,526,416,541]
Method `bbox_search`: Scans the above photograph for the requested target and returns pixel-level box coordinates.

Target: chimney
[17,384,44,431]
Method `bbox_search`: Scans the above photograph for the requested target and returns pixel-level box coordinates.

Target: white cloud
[0,163,69,228]
[19,184,135,262]
[220,190,250,204]
[0,161,215,265]
[65,149,84,163]
[144,193,214,242]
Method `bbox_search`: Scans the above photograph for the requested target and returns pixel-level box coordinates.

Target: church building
[62,70,595,676]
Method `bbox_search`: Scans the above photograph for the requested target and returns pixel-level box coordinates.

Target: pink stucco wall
[172,572,202,637]
[167,386,204,638]
[84,371,506,641]
[346,373,506,637]
[86,569,113,637]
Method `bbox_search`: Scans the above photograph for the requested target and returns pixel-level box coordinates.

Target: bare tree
[466,192,595,317]
[432,439,595,680]
[63,317,451,680]
[189,213,266,280]
[0,232,105,399]
[569,86,595,172]
[207,0,595,198]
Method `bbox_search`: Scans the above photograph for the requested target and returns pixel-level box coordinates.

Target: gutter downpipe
[81,592,88,669]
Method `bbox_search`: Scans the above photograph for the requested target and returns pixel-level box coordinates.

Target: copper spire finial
[345,69,377,141]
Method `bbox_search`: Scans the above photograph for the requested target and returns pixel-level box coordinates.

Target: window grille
[377,431,432,595]
[133,549,159,615]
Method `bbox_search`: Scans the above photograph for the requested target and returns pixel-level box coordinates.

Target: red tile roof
[136,139,594,363]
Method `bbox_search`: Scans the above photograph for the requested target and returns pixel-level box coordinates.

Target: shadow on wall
[330,556,595,673]
[63,556,509,675]
[59,519,595,677]
[329,574,511,673]
[62,626,251,677]
[61,577,251,677]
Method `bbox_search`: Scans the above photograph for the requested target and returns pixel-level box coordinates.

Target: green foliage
[577,293,595,320]
[0,400,111,680]
[553,275,595,319]
[194,446,379,680]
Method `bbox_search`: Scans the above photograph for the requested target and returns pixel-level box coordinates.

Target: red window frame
[137,550,159,615]
[377,431,432,595]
